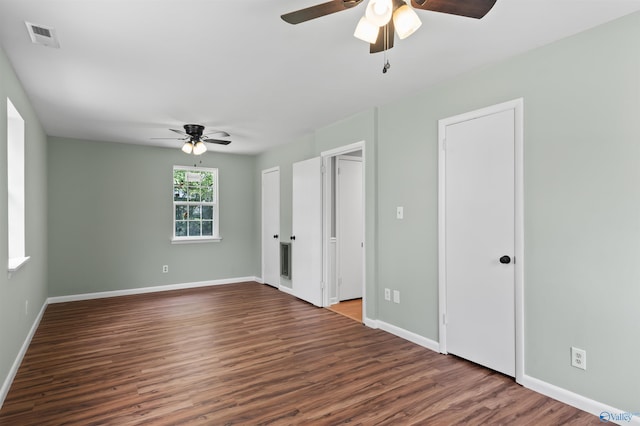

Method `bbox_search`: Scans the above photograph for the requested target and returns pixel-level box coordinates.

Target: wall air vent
[25,22,60,48]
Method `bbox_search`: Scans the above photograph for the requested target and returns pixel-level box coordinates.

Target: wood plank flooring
[0,282,599,425]
[327,298,362,323]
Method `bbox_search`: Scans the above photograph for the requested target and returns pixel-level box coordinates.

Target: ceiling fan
[281,0,497,54]
[153,124,231,155]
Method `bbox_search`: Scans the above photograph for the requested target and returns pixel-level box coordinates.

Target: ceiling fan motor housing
[184,124,205,140]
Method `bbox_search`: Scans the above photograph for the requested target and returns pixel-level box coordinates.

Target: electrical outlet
[571,347,586,370]
[162,265,169,273]
[396,206,404,219]
[393,290,400,304]
[384,288,391,301]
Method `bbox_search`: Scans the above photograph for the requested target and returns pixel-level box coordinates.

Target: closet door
[291,157,323,306]
[336,156,363,301]
[262,167,280,287]
[443,107,516,377]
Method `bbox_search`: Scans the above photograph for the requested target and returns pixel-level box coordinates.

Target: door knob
[273,234,279,239]
[290,236,296,241]
[499,255,511,264]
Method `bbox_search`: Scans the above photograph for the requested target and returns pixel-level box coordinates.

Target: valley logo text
[600,411,639,423]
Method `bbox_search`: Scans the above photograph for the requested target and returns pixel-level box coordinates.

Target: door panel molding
[438,98,524,383]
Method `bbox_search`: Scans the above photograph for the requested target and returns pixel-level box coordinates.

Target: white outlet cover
[393,290,400,304]
[396,206,404,219]
[571,347,587,370]
[384,288,391,301]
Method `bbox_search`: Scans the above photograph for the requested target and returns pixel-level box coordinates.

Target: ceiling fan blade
[204,138,232,145]
[204,130,231,138]
[151,137,187,140]
[411,0,496,19]
[370,21,395,54]
[281,0,363,24]
[170,128,187,135]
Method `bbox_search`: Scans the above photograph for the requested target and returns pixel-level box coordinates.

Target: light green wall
[0,47,48,396]
[258,12,640,412]
[47,137,259,296]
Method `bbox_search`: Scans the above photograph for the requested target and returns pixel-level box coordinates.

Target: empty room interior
[0,0,639,424]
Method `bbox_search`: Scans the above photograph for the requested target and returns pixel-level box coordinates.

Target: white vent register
[25,22,60,48]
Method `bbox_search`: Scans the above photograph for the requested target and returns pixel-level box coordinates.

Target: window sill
[171,237,222,244]
[8,256,30,272]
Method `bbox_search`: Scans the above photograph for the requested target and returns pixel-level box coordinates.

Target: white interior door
[262,168,280,288]
[337,156,363,301]
[291,157,323,306]
[443,108,516,377]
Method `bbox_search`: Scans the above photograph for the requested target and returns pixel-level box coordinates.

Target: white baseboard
[0,300,47,409]
[520,374,640,425]
[278,285,295,296]
[376,320,440,353]
[47,276,260,304]
[363,317,378,329]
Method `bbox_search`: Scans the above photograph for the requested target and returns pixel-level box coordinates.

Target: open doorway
[321,142,365,323]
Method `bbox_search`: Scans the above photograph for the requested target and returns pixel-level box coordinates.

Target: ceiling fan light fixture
[393,4,422,39]
[181,141,194,154]
[193,140,207,155]
[365,0,392,27]
[354,16,379,44]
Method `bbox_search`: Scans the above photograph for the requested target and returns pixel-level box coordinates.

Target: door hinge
[442,313,447,325]
[337,167,341,175]
[321,164,326,174]
[442,138,446,150]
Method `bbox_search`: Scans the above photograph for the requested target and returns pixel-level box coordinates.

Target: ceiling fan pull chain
[382,24,391,74]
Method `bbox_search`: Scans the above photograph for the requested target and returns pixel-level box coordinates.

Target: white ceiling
[1,0,639,154]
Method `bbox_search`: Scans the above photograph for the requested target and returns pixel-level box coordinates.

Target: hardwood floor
[327,298,362,323]
[0,282,598,425]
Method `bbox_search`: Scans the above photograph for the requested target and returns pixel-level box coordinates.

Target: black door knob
[291,236,296,241]
[273,234,279,239]
[499,255,511,264]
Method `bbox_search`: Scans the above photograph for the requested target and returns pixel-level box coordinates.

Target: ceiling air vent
[25,22,60,48]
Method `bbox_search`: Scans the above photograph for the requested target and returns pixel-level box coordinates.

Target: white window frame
[171,165,220,243]
[7,98,30,271]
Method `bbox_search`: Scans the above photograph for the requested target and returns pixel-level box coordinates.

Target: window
[172,166,219,242]
[7,98,29,271]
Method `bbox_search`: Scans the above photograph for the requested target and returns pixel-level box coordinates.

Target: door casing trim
[321,141,366,319]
